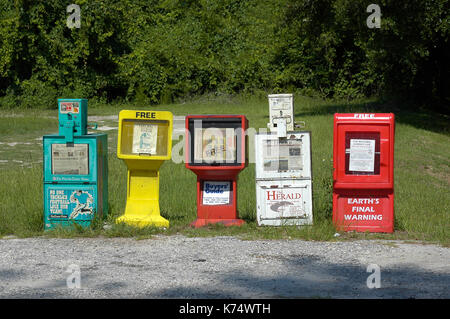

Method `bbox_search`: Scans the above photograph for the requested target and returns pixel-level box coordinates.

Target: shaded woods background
[0,0,448,111]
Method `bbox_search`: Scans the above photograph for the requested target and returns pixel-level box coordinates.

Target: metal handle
[294,121,306,129]
[87,122,98,130]
[272,116,292,124]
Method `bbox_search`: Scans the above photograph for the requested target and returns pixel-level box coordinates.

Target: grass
[0,94,449,245]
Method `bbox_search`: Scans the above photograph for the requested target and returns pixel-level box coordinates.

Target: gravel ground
[0,235,448,299]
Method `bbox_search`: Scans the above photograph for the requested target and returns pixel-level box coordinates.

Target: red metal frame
[332,113,395,233]
[185,115,248,227]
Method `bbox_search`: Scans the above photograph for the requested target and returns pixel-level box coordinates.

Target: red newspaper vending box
[333,113,395,233]
[185,115,248,227]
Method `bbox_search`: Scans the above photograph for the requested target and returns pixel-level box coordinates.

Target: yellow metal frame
[116,110,173,228]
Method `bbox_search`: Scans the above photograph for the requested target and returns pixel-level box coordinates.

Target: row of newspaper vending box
[43,98,395,233]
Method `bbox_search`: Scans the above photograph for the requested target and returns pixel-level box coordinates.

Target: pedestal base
[116,169,169,228]
[116,214,169,228]
[190,218,245,228]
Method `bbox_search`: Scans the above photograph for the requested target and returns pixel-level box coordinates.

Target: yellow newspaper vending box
[116,110,173,227]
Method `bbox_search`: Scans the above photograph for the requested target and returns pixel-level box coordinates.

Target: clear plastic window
[120,119,169,156]
[345,132,380,175]
[51,143,89,175]
[262,138,303,172]
[187,118,243,166]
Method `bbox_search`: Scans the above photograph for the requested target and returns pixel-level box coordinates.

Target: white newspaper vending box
[267,94,295,136]
[255,132,313,226]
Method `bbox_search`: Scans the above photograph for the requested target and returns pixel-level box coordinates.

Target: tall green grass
[0,95,448,245]
[0,166,43,236]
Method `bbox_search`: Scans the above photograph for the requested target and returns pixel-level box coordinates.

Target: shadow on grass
[295,99,450,136]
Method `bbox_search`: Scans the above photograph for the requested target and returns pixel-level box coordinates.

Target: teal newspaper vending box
[43,99,108,230]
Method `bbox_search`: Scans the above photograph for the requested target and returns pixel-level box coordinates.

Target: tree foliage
[0,0,448,110]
